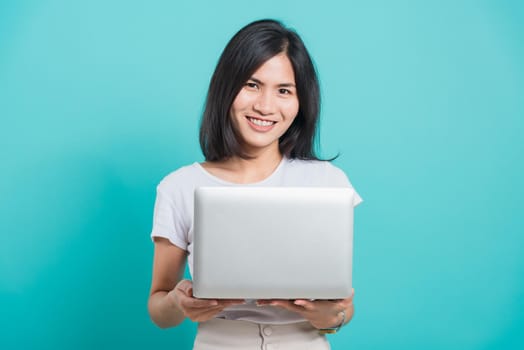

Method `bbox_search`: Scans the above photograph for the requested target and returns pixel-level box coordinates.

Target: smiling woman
[198,20,321,163]
[147,19,362,349]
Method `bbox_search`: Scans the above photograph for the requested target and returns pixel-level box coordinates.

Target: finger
[190,305,228,322]
[182,296,219,309]
[269,300,292,307]
[339,296,354,308]
[270,300,304,313]
[175,281,198,304]
[216,300,244,307]
[293,299,316,311]
[176,279,193,296]
[218,299,245,304]
[197,301,240,318]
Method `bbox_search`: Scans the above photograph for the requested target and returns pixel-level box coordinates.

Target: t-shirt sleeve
[150,185,188,250]
[327,163,363,207]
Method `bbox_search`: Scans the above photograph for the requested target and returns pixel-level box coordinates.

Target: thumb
[177,279,194,297]
[183,280,194,297]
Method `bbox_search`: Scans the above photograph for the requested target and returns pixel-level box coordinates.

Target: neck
[226,149,283,183]
[203,148,284,184]
[226,153,282,176]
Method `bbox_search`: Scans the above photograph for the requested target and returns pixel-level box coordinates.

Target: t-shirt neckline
[193,157,288,186]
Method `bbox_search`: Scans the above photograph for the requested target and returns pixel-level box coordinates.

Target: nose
[253,90,275,116]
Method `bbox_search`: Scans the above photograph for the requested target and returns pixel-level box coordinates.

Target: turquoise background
[1,0,523,349]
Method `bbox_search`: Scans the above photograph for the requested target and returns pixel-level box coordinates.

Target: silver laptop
[193,186,355,299]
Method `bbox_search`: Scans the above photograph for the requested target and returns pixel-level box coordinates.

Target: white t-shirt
[151,157,362,324]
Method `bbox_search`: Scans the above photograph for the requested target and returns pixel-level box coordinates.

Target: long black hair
[199,19,322,161]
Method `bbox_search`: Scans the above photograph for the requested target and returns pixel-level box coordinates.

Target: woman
[148,19,362,349]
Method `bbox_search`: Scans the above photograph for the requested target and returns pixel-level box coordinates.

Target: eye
[279,88,292,95]
[245,82,258,89]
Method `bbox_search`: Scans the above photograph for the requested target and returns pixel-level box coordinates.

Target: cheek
[230,98,241,116]
[230,92,250,128]
[231,90,251,113]
[283,98,299,120]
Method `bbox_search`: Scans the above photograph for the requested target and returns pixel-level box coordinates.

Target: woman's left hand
[257,290,354,330]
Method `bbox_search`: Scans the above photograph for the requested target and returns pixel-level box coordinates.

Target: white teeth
[249,117,274,127]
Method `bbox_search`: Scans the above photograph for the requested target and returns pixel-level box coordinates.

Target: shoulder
[286,158,346,176]
[284,158,363,205]
[282,158,350,187]
[155,163,203,203]
[158,163,200,189]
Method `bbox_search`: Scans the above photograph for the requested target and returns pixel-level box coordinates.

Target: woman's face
[230,53,299,156]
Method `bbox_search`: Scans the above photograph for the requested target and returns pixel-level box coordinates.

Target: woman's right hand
[171,279,244,322]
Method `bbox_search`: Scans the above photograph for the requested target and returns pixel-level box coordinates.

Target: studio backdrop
[1,1,523,349]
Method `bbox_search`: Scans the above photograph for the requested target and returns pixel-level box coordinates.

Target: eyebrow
[250,77,296,88]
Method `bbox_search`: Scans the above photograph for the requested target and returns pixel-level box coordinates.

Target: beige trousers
[193,318,330,350]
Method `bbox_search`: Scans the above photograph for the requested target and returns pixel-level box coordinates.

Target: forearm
[148,291,186,328]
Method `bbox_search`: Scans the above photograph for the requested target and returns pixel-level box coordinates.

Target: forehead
[251,54,295,83]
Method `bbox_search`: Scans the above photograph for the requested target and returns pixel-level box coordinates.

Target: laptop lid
[193,186,354,299]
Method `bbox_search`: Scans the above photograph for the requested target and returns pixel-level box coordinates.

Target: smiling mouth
[247,116,276,127]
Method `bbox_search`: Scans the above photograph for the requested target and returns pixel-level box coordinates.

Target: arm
[148,237,187,328]
[148,237,243,328]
